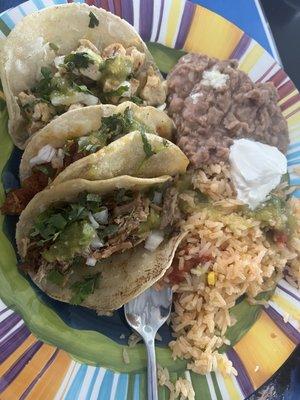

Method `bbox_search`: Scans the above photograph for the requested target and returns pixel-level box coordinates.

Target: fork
[124,286,173,400]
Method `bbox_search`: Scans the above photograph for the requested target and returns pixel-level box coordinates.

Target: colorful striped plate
[0,0,299,399]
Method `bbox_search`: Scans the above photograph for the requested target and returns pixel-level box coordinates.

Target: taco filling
[20,184,181,303]
[1,108,157,215]
[18,39,166,135]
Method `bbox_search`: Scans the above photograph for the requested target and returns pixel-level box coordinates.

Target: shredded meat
[93,194,150,260]
[160,187,181,229]
[94,242,133,259]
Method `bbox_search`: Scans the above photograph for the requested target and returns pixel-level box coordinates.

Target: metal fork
[124,286,172,400]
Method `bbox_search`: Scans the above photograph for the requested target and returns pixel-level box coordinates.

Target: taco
[16,176,185,313]
[1,102,188,215]
[1,3,166,148]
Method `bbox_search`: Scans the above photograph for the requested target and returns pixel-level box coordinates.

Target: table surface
[0,1,299,399]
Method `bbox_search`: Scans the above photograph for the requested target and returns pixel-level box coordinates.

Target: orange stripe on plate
[0,335,36,376]
[234,311,295,389]
[183,6,243,59]
[27,351,71,400]
[1,344,57,399]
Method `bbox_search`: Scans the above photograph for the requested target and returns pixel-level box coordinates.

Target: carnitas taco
[16,176,185,314]
[1,3,166,148]
[1,102,188,215]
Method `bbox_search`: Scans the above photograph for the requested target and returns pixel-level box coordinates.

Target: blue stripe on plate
[288,159,300,167]
[133,374,140,400]
[115,373,129,400]
[86,368,101,400]
[288,142,300,151]
[17,5,26,15]
[287,151,300,161]
[98,370,114,399]
[32,0,47,9]
[65,364,88,400]
[290,178,300,186]
[1,13,15,29]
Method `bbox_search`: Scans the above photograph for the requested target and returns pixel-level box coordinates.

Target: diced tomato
[274,231,288,247]
[167,252,212,285]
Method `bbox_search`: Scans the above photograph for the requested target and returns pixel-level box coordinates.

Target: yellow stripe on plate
[234,311,295,389]
[238,44,264,74]
[287,111,300,128]
[272,293,300,321]
[282,101,300,117]
[184,6,243,59]
[222,375,242,400]
[165,0,183,47]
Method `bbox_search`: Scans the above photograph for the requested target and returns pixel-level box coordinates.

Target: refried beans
[167,54,289,167]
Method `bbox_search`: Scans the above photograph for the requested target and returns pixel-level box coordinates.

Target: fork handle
[146,338,158,400]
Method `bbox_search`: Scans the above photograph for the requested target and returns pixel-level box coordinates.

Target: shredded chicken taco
[16,176,185,313]
[1,3,166,148]
[1,102,188,215]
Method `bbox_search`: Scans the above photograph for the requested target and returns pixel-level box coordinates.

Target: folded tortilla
[17,176,185,313]
[1,3,164,148]
[20,101,185,183]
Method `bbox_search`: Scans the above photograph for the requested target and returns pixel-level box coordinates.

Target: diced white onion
[153,191,162,205]
[144,230,164,252]
[88,212,100,229]
[54,56,65,69]
[90,237,105,250]
[51,91,98,106]
[29,145,56,167]
[93,208,108,225]
[86,257,97,267]
[156,103,166,111]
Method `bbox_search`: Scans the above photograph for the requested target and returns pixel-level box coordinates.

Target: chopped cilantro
[70,274,99,305]
[89,11,99,28]
[130,95,143,105]
[72,82,93,94]
[64,52,94,70]
[101,85,129,101]
[68,204,87,221]
[98,107,147,142]
[32,67,53,100]
[48,214,68,230]
[140,129,155,158]
[49,42,59,52]
[30,202,88,244]
[47,269,64,286]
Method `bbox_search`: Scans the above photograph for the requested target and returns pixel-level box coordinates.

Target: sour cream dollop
[229,139,287,210]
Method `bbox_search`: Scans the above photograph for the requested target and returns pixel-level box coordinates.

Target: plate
[0,0,299,399]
